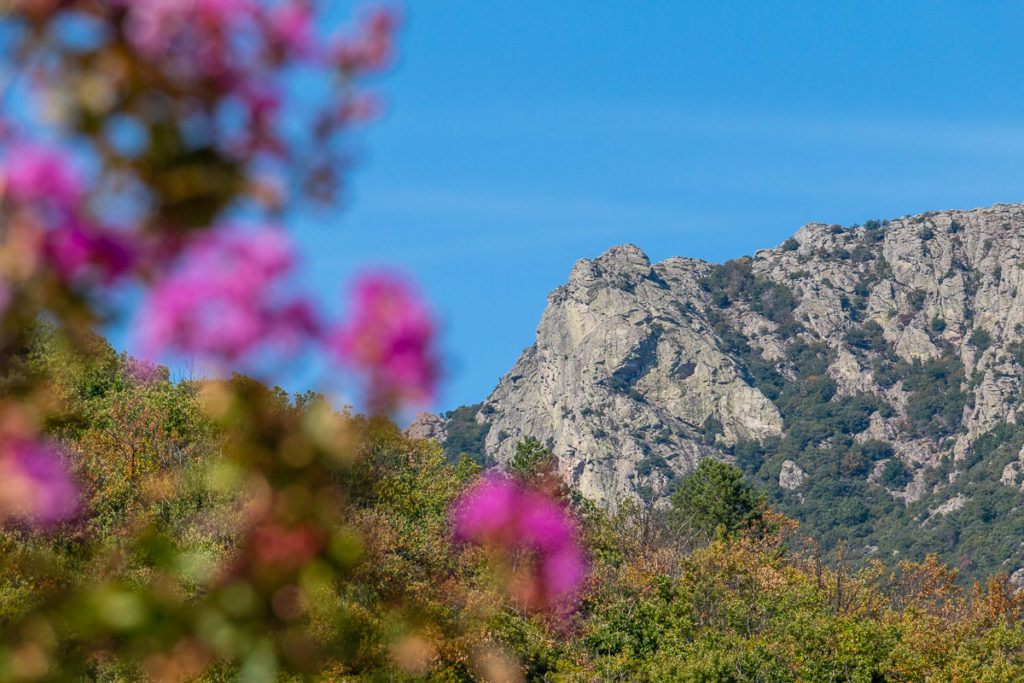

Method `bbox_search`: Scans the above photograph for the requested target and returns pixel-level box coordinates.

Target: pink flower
[138,225,319,361]
[118,0,258,85]
[239,81,281,125]
[44,221,136,284]
[331,273,438,411]
[451,476,587,608]
[125,356,165,385]
[0,440,78,527]
[541,545,588,598]
[452,476,520,543]
[2,144,135,285]
[267,2,315,56]
[120,0,255,54]
[517,491,576,551]
[234,81,287,156]
[2,143,83,211]
[331,6,399,74]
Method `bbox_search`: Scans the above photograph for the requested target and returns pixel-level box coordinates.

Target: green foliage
[507,436,556,483]
[901,353,966,439]
[880,457,911,489]
[699,415,724,445]
[970,327,992,352]
[700,258,798,325]
[907,288,927,311]
[782,237,800,251]
[1010,341,1024,366]
[846,320,886,352]
[670,459,764,536]
[874,257,893,278]
[851,244,873,263]
[872,350,966,438]
[863,219,885,244]
[441,403,491,465]
[6,329,1024,680]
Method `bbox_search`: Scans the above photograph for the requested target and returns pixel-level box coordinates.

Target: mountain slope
[417,202,1024,580]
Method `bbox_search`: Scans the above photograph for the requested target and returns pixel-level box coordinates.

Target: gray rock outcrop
[779,460,806,490]
[421,203,1024,577]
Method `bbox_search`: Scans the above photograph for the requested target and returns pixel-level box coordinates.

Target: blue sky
[288,2,1024,411]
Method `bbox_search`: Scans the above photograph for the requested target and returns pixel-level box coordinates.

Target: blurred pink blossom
[125,356,165,385]
[541,545,588,598]
[119,0,256,65]
[138,225,319,361]
[2,143,83,211]
[2,144,136,285]
[235,82,286,156]
[44,221,136,284]
[517,490,576,551]
[267,1,315,56]
[451,475,587,608]
[452,476,520,543]
[331,6,399,73]
[331,273,438,410]
[0,440,78,526]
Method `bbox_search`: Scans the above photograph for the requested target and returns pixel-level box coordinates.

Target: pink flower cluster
[139,225,317,361]
[332,274,439,410]
[452,476,587,609]
[139,235,438,409]
[1,143,135,285]
[119,0,265,77]
[0,440,78,527]
[109,0,399,156]
[3,4,433,413]
[117,0,382,68]
[125,356,166,386]
[3,143,82,210]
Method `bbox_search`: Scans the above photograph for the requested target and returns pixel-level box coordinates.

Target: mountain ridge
[412,201,1024,580]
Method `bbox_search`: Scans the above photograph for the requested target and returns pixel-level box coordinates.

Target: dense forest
[3,325,1024,681]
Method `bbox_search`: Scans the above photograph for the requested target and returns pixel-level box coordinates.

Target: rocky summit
[411,202,1024,579]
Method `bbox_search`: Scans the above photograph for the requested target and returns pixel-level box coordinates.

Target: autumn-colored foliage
[3,332,1024,680]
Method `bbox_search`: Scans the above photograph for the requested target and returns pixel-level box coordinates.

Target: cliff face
[411,202,1024,577]
[478,245,782,506]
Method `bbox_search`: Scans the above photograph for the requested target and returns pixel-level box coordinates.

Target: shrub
[907,289,927,311]
[969,327,992,352]
[879,458,911,488]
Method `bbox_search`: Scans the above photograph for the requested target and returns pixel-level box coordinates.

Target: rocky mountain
[412,202,1024,579]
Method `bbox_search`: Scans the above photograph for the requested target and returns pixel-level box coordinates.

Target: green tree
[670,459,764,536]
[507,436,571,502]
[508,437,557,483]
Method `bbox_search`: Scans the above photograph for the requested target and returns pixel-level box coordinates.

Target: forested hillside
[3,326,1024,680]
